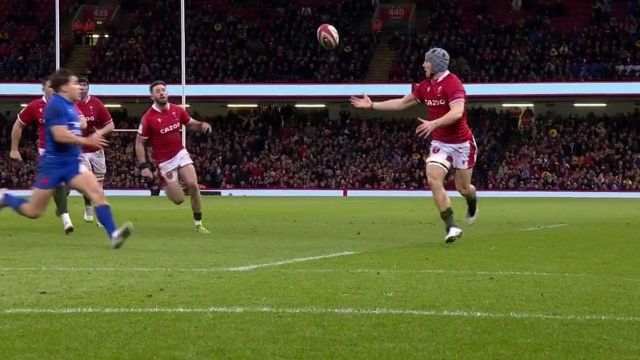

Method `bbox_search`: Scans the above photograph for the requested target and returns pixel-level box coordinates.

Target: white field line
[519,224,569,231]
[1,306,639,322]
[224,251,358,271]
[0,251,358,274]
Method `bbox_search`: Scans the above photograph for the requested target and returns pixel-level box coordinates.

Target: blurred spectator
[373,18,383,44]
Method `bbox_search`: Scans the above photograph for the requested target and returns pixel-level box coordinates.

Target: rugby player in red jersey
[351,48,477,243]
[76,77,114,224]
[135,81,212,233]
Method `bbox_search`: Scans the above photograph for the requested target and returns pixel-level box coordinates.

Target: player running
[10,78,75,234]
[135,80,212,233]
[76,77,114,224]
[0,69,133,248]
[350,48,477,243]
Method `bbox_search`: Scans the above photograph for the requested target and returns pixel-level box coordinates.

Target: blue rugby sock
[95,204,117,237]
[2,194,27,214]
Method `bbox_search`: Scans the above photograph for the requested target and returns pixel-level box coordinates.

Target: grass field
[1,196,639,359]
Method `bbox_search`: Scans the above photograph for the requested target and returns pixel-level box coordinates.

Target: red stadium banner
[378,4,414,22]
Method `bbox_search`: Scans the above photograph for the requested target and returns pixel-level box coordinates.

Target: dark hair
[149,80,166,93]
[50,68,75,92]
[41,76,50,88]
[78,77,89,85]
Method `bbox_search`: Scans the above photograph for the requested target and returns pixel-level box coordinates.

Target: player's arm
[96,104,115,136]
[96,121,115,137]
[416,101,465,138]
[79,114,88,129]
[350,94,418,111]
[135,135,148,165]
[135,135,153,179]
[50,125,108,148]
[9,119,26,161]
[186,118,212,133]
[433,100,465,127]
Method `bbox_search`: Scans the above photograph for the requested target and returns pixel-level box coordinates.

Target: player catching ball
[350,48,477,243]
[135,81,212,233]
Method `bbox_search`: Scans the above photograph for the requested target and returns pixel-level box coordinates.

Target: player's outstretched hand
[85,133,109,149]
[9,150,23,162]
[416,117,437,138]
[350,94,372,109]
[141,168,154,179]
[200,122,212,134]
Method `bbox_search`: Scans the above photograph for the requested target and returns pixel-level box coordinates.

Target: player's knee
[24,207,44,219]
[168,191,184,205]
[184,181,199,193]
[456,183,472,194]
[426,169,445,188]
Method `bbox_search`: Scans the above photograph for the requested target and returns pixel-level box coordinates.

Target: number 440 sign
[378,4,415,21]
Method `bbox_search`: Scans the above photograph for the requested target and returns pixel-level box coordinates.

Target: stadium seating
[391,0,640,82]
[87,0,375,83]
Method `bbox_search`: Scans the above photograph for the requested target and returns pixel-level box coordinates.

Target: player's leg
[426,144,462,243]
[178,164,208,232]
[452,138,478,225]
[1,160,63,219]
[80,153,94,222]
[69,171,133,248]
[162,169,186,205]
[89,150,107,227]
[454,169,478,224]
[53,185,74,234]
[0,188,55,219]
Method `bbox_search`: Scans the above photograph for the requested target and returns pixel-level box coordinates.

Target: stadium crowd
[2,0,638,83]
[86,0,375,83]
[390,0,640,82]
[1,107,638,191]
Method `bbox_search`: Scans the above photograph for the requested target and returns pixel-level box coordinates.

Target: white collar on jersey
[81,95,91,104]
[42,96,48,103]
[152,103,170,112]
[433,70,451,83]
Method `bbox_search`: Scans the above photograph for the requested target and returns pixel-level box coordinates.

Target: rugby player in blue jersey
[0,69,132,249]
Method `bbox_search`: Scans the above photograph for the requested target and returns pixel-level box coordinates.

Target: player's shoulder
[88,96,106,106]
[170,103,188,112]
[26,97,46,109]
[140,107,157,122]
[414,78,431,90]
[411,79,431,98]
[443,72,464,86]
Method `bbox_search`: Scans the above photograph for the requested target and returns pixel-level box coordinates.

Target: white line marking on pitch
[1,306,639,322]
[224,251,358,271]
[0,251,358,274]
[519,224,568,231]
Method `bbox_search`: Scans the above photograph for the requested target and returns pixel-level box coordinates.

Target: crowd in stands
[87,0,375,83]
[0,0,59,82]
[2,107,638,191]
[390,0,640,82]
[2,0,639,83]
